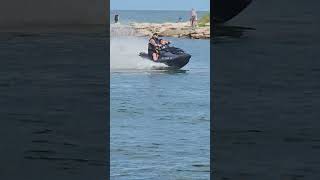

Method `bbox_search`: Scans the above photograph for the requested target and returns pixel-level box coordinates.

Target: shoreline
[129,21,210,39]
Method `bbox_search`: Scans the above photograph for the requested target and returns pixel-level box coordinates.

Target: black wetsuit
[148,37,160,59]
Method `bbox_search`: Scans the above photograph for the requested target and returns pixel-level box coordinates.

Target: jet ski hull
[139,52,191,69]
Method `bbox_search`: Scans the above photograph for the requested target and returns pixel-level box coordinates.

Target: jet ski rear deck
[139,52,191,69]
[139,46,191,69]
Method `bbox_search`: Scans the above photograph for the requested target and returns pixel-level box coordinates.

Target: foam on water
[110,24,168,71]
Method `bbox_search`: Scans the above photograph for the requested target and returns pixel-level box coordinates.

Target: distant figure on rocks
[177,17,183,23]
[114,14,119,23]
[190,8,198,28]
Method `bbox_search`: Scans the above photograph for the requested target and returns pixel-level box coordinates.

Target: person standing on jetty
[114,14,119,23]
[190,8,198,28]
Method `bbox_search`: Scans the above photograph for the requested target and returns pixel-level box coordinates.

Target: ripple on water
[111,36,209,179]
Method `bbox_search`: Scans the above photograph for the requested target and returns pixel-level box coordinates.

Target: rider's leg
[152,53,158,61]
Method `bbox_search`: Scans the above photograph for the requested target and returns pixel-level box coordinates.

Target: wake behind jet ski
[139,34,191,69]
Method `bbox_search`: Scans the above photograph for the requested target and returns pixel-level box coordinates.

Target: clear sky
[111,0,210,11]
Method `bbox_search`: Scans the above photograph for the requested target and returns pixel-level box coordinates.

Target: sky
[111,0,210,11]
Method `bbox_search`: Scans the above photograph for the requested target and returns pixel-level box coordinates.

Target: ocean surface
[0,29,108,180]
[213,0,320,179]
[110,11,210,180]
[110,10,209,24]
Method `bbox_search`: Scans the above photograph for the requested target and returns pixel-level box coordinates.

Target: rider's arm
[150,39,160,47]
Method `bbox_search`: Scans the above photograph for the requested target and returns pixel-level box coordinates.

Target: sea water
[213,0,320,179]
[110,10,209,24]
[110,10,210,180]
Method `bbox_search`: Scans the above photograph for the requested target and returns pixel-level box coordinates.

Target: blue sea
[213,0,320,179]
[110,10,210,180]
[0,29,108,180]
[110,10,209,24]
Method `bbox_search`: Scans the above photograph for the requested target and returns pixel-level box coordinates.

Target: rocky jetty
[130,22,210,39]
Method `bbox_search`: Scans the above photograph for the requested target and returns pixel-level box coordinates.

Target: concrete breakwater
[129,22,210,39]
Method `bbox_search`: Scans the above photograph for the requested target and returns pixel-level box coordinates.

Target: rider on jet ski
[140,35,191,69]
[159,39,170,49]
[148,33,170,61]
[158,39,173,58]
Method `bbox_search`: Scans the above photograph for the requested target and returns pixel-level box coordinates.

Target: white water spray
[110,24,167,71]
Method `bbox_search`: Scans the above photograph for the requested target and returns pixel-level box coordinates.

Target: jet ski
[139,44,191,69]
